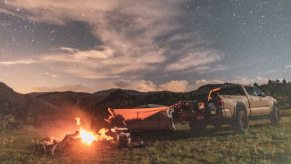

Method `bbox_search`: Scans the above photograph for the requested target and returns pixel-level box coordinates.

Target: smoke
[32,105,104,139]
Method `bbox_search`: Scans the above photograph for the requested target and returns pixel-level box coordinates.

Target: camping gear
[117,132,131,148]
[108,105,176,132]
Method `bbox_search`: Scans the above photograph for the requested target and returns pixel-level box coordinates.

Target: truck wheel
[190,121,206,135]
[270,105,280,126]
[233,110,249,134]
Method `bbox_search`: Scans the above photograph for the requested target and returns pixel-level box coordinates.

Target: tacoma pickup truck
[173,83,280,134]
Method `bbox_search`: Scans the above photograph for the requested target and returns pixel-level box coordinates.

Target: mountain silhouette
[1,81,289,127]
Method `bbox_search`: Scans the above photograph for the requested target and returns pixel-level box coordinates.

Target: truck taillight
[218,98,224,108]
[198,102,205,110]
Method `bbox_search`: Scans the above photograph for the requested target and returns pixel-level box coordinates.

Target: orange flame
[79,128,97,145]
[75,117,113,145]
[97,128,113,141]
[75,117,80,126]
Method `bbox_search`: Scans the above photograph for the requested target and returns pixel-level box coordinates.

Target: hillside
[1,81,291,127]
[0,82,58,127]
[28,89,191,122]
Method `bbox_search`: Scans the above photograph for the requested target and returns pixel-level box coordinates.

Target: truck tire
[270,104,280,126]
[190,120,206,135]
[233,110,249,134]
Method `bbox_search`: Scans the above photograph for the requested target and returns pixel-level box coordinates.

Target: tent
[108,105,176,132]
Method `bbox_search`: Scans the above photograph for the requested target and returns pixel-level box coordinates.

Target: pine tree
[283,79,287,84]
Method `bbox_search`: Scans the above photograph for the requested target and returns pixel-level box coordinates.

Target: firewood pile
[38,116,147,156]
[40,131,80,156]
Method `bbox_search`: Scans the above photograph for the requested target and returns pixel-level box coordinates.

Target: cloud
[255,76,269,84]
[44,72,58,78]
[0,45,165,79]
[0,1,181,77]
[133,81,157,92]
[0,8,16,16]
[39,46,166,79]
[32,77,268,93]
[193,79,224,90]
[166,50,222,71]
[228,76,268,85]
[57,47,115,60]
[0,0,229,93]
[160,80,189,92]
[191,64,228,75]
[0,59,36,65]
[114,79,190,92]
[1,0,223,79]
[114,80,157,92]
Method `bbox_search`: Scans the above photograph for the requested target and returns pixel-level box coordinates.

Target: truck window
[244,86,256,96]
[218,87,245,96]
[253,87,264,96]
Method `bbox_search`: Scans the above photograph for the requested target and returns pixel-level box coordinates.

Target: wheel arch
[270,101,280,115]
[271,101,278,109]
[234,101,248,116]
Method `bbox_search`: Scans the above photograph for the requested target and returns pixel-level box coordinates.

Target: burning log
[40,137,57,155]
[40,131,79,156]
[38,114,152,157]
[40,117,116,156]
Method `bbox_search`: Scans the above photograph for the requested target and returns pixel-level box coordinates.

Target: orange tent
[108,105,176,132]
[110,106,169,121]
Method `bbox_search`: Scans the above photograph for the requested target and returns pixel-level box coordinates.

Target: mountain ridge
[1,81,290,126]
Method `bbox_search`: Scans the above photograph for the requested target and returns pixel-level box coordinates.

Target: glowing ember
[79,128,97,145]
[97,128,113,141]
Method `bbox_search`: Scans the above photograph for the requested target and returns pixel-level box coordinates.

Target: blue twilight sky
[0,0,290,93]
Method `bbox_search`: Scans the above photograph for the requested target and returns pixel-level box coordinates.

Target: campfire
[75,117,113,145]
[39,112,146,156]
[40,117,114,156]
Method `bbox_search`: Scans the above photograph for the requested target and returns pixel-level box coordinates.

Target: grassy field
[1,110,291,164]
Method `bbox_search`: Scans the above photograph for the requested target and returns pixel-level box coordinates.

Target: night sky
[0,0,290,93]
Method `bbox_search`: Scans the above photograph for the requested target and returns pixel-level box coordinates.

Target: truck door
[253,87,271,114]
[244,86,263,115]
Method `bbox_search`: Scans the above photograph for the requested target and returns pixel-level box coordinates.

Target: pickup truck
[173,83,280,134]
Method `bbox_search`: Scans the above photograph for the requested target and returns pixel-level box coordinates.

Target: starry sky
[0,0,290,93]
